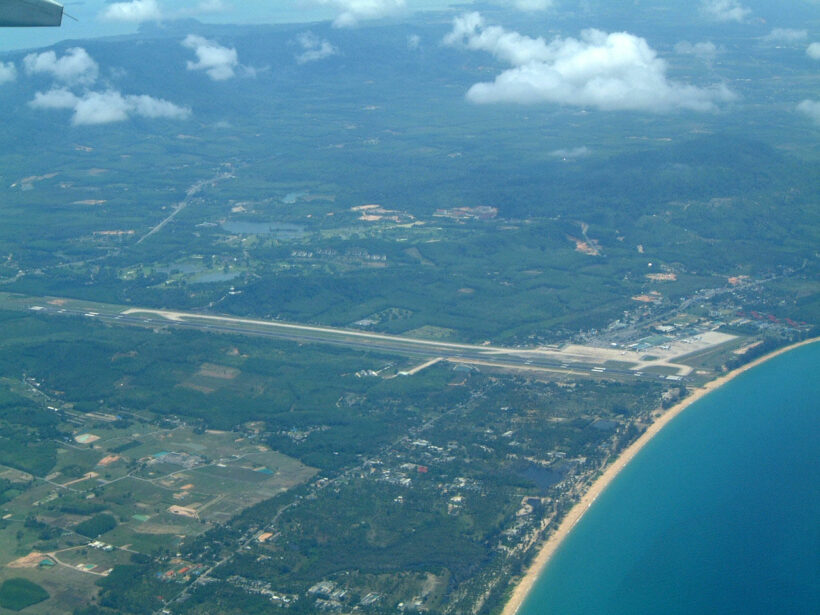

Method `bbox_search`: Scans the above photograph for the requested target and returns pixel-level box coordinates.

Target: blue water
[519,342,819,615]
[220,221,306,240]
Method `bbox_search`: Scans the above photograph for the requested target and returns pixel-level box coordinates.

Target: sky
[2,1,819,53]
[0,1,457,52]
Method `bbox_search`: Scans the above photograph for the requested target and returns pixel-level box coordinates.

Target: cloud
[23,48,99,86]
[797,99,820,124]
[312,0,405,28]
[444,13,736,113]
[807,42,820,59]
[64,91,133,125]
[295,33,338,64]
[100,0,231,21]
[407,34,421,50]
[99,0,162,23]
[30,88,190,125]
[24,46,190,126]
[129,94,191,119]
[763,28,808,43]
[675,40,720,63]
[174,0,232,18]
[550,146,590,158]
[31,88,80,110]
[443,13,554,66]
[507,0,555,10]
[0,62,16,85]
[193,0,228,13]
[182,35,240,80]
[699,0,751,23]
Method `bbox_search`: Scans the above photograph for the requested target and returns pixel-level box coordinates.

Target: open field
[0,419,316,558]
[0,564,100,615]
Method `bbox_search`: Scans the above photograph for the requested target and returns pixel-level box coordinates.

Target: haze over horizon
[3,0,820,52]
[1,0,458,51]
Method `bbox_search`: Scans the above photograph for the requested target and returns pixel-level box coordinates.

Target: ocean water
[518,342,819,615]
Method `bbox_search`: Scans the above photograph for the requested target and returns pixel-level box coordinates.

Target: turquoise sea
[518,342,819,615]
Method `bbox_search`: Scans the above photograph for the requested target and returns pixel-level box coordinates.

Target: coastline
[501,336,819,615]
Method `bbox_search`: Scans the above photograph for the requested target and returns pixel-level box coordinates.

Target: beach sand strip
[501,337,819,615]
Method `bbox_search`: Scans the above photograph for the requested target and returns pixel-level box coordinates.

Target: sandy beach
[501,337,819,615]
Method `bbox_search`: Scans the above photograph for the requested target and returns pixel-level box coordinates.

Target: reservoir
[518,341,819,615]
[221,220,307,240]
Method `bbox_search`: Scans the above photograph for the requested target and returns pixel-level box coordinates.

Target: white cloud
[100,0,162,23]
[444,13,736,113]
[295,33,338,64]
[24,46,189,126]
[763,28,808,43]
[700,0,751,23]
[407,34,421,50]
[507,0,554,11]
[797,99,820,124]
[313,0,405,28]
[23,48,99,86]
[675,40,720,63]
[30,88,190,125]
[174,0,232,18]
[0,62,16,85]
[807,42,820,59]
[550,146,590,158]
[30,88,79,110]
[129,94,191,119]
[194,0,228,13]
[72,92,135,125]
[182,35,239,81]
[443,12,554,66]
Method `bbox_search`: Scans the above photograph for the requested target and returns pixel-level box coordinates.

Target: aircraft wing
[0,0,63,27]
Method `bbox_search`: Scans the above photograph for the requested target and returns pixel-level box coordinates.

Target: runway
[23,300,689,381]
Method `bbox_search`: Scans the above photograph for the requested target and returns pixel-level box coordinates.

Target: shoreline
[501,336,819,615]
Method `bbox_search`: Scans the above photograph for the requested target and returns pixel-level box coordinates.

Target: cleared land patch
[49,426,315,546]
[7,553,47,569]
[196,363,241,380]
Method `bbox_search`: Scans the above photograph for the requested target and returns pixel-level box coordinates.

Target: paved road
[136,171,232,245]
